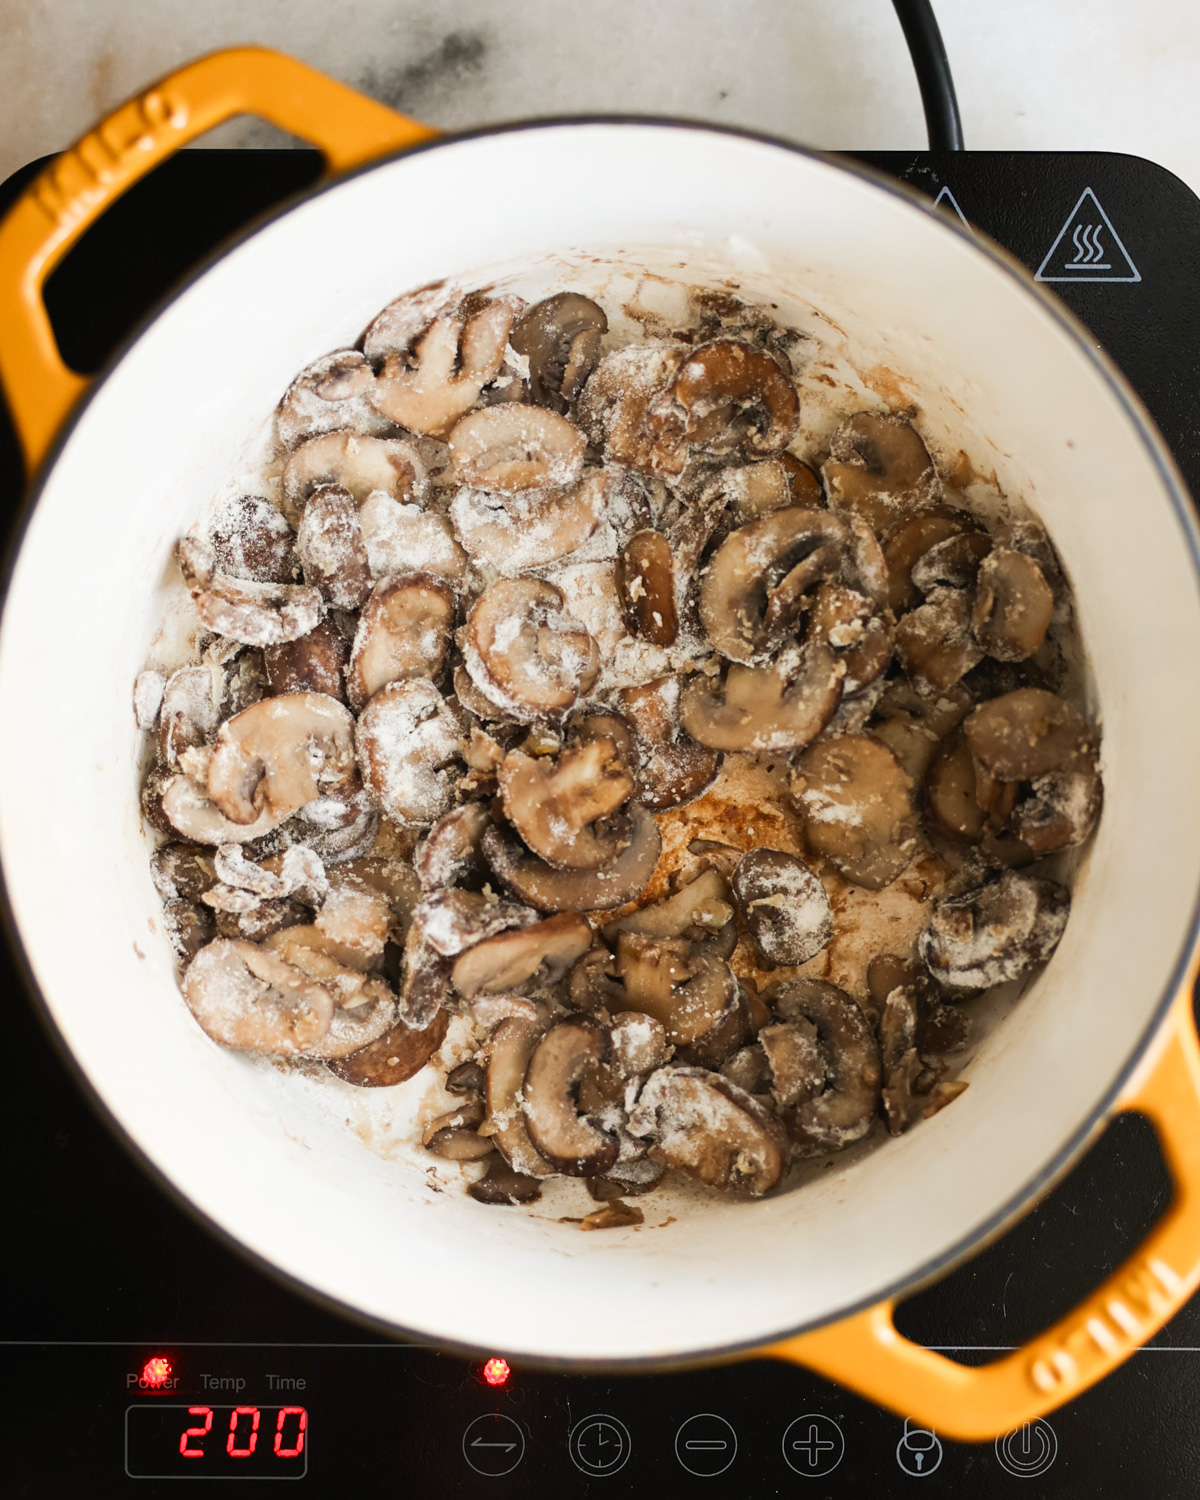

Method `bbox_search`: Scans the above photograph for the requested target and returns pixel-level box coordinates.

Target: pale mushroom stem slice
[484,1016,556,1178]
[346,573,456,712]
[183,938,334,1056]
[177,537,322,649]
[498,739,635,872]
[679,641,845,754]
[481,805,662,913]
[448,405,587,492]
[460,578,599,724]
[207,692,357,827]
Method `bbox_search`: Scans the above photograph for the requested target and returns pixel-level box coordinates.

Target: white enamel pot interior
[3,122,1200,1366]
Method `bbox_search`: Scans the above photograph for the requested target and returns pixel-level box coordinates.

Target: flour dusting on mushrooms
[136,276,1104,1220]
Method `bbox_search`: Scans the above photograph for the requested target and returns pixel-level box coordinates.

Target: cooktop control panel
[4,147,1200,1497]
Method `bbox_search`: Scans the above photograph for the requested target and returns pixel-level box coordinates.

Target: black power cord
[892,0,964,150]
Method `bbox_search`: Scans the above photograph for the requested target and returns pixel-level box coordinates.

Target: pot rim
[4,113,1199,1371]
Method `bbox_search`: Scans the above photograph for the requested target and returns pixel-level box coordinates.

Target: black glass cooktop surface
[2,145,1200,1497]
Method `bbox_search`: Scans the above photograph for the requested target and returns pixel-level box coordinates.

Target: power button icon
[995,1420,1057,1478]
[896,1418,943,1476]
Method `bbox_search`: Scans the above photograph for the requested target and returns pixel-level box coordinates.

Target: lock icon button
[896,1418,943,1477]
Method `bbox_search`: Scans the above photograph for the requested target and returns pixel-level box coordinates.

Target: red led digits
[179,1406,213,1458]
[142,1355,171,1386]
[226,1406,261,1458]
[482,1357,511,1387]
[274,1407,308,1458]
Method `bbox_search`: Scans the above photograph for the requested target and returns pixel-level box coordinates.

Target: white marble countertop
[4,1,1200,200]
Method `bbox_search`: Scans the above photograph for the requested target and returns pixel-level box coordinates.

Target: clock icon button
[568,1413,632,1476]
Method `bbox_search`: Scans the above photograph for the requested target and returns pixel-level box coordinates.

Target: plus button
[792,1423,836,1466]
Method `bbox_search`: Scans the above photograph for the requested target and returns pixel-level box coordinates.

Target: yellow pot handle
[768,977,1200,1442]
[0,46,437,476]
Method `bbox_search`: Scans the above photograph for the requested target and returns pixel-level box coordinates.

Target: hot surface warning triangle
[933,185,971,232]
[1035,187,1140,283]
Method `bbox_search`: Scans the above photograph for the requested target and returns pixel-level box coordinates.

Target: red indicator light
[482,1357,510,1387]
[142,1356,172,1387]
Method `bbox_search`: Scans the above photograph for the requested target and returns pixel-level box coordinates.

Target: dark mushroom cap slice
[448,404,586,491]
[732,848,833,966]
[1009,760,1103,855]
[522,1016,620,1176]
[925,728,988,842]
[613,675,721,810]
[792,733,918,890]
[347,573,456,712]
[671,984,755,1069]
[481,804,662,913]
[356,680,464,827]
[632,1066,787,1196]
[963,688,1090,782]
[651,339,800,460]
[910,531,992,593]
[971,547,1054,662]
[264,618,348,702]
[766,977,882,1152]
[469,1158,544,1205]
[882,511,967,614]
[758,1020,826,1108]
[276,348,391,448]
[423,1099,495,1161]
[699,507,846,663]
[295,484,372,611]
[497,738,635,871]
[807,581,893,697]
[895,585,985,694]
[461,577,599,723]
[680,641,845,753]
[617,529,678,646]
[414,801,492,890]
[918,870,1071,989]
[484,1015,555,1178]
[610,934,737,1046]
[509,292,608,411]
[823,411,938,534]
[451,913,594,999]
[207,493,296,584]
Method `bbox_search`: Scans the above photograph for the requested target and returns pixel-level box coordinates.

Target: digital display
[125,1404,308,1479]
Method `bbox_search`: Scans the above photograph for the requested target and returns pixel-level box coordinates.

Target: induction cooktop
[3,145,1200,1496]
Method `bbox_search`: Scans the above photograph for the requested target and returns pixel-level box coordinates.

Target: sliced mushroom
[295,484,372,610]
[422,1099,494,1160]
[206,493,296,583]
[882,512,967,613]
[649,339,800,465]
[281,431,428,522]
[918,871,1071,989]
[460,578,599,722]
[758,1020,826,1108]
[346,574,455,712]
[732,848,833,965]
[328,1008,449,1087]
[602,868,736,952]
[484,1015,555,1177]
[807,581,893,697]
[482,805,662,912]
[177,537,322,649]
[720,1042,772,1095]
[680,641,845,753]
[577,341,688,475]
[610,1011,673,1078]
[498,738,634,871]
[288,784,380,866]
[718,454,824,521]
[522,1016,619,1176]
[911,531,992,593]
[369,301,515,437]
[1009,760,1103,854]
[360,280,463,359]
[630,1066,786,1195]
[160,773,289,845]
[264,618,348,701]
[468,1157,544,1205]
[894,585,985,694]
[925,728,988,842]
[614,675,721,810]
[963,688,1090,781]
[414,801,492,889]
[276,349,392,449]
[396,888,531,1030]
[163,899,216,962]
[158,665,219,769]
[450,468,612,574]
[792,734,918,889]
[672,984,756,1069]
[823,412,938,534]
[971,547,1054,662]
[451,913,593,999]
[356,680,464,827]
[767,977,882,1152]
[206,692,357,827]
[446,1059,486,1094]
[510,292,608,411]
[700,508,846,663]
[151,842,217,903]
[879,986,924,1136]
[183,938,334,1055]
[609,934,737,1046]
[358,495,469,589]
[448,404,586,491]
[616,528,678,646]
